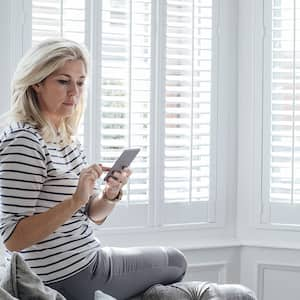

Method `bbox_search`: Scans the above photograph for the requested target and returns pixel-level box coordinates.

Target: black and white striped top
[0,121,100,284]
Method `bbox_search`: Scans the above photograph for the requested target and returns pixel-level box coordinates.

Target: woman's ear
[32,83,41,93]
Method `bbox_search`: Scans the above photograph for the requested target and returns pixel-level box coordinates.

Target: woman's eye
[58,80,69,85]
[77,81,85,87]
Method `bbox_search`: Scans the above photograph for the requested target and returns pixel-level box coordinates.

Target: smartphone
[103,148,140,181]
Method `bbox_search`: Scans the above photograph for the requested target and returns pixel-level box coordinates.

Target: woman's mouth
[63,102,75,106]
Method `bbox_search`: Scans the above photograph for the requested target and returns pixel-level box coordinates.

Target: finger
[110,169,131,185]
[107,174,121,184]
[90,164,103,177]
[87,169,99,180]
[122,167,132,177]
[119,175,128,186]
[111,170,122,182]
[99,164,111,172]
[106,181,121,190]
[106,178,122,194]
[118,168,131,186]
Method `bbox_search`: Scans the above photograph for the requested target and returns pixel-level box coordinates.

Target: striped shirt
[0,121,100,284]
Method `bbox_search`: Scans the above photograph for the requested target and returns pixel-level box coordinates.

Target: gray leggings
[48,246,187,300]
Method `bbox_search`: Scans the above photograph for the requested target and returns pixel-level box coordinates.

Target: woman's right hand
[72,164,105,206]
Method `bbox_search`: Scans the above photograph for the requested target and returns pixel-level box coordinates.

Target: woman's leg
[98,246,187,299]
[48,246,187,300]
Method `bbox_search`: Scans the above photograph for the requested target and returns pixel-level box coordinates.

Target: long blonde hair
[2,38,89,144]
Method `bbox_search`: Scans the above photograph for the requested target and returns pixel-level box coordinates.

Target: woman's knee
[165,247,187,279]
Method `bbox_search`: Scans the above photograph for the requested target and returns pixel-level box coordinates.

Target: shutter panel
[262,0,300,225]
[97,0,152,227]
[32,0,85,143]
[162,0,214,224]
[270,0,296,204]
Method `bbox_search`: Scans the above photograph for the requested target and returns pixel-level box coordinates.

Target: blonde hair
[2,38,89,144]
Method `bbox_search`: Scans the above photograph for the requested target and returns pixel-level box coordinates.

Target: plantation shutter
[95,0,151,227]
[32,0,86,143]
[262,0,300,225]
[162,0,215,224]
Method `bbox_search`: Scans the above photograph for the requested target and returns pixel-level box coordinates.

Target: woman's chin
[61,107,76,116]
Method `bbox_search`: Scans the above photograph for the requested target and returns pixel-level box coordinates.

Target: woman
[0,38,186,300]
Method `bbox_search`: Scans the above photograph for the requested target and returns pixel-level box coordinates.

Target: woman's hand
[104,167,132,200]
[73,164,106,206]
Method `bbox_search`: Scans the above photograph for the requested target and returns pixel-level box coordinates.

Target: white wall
[184,245,240,284]
[0,1,12,115]
[240,246,300,300]
[0,0,31,116]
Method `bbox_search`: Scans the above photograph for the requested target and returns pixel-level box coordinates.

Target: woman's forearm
[88,194,117,224]
[5,196,82,252]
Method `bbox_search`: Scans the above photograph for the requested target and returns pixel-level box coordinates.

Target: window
[30,0,217,228]
[262,0,300,225]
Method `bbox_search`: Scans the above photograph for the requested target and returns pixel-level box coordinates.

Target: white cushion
[94,291,116,300]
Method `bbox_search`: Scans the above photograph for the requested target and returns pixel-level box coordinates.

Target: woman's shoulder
[0,121,43,144]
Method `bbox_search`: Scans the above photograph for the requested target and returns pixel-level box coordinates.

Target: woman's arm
[5,167,130,249]
[86,194,117,225]
[0,127,110,251]
[5,195,83,252]
[5,162,109,251]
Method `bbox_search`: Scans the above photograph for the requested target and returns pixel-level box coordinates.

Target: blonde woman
[0,39,186,300]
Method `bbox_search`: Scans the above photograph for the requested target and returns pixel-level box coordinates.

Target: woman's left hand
[104,167,132,200]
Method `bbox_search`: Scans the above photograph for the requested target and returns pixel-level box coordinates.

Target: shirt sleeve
[0,128,47,243]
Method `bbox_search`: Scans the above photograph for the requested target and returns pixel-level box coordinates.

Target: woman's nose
[68,81,79,96]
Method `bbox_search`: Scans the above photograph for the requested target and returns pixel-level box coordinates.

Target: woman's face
[34,59,86,128]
